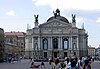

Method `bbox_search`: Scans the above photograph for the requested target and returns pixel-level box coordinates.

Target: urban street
[0,59,100,69]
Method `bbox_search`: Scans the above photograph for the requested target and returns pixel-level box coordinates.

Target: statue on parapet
[72,14,76,22]
[53,8,60,18]
[53,11,57,18]
[34,14,39,23]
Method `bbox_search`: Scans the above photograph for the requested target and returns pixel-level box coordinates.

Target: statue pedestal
[70,51,75,58]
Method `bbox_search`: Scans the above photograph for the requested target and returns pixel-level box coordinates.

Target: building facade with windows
[5,32,25,58]
[88,46,95,56]
[25,9,88,59]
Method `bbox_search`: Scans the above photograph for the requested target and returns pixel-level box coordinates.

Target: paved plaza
[0,59,51,69]
[0,59,100,69]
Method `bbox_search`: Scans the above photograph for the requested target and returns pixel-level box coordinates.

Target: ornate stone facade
[25,9,88,59]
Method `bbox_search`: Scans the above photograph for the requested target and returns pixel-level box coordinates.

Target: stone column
[76,36,79,57]
[69,37,71,49]
[39,37,43,57]
[48,37,51,57]
[32,37,34,57]
[70,37,72,50]
[38,37,40,50]
[70,37,73,57]
[58,37,60,49]
[83,36,85,49]
[51,37,52,49]
[77,37,79,50]
[51,37,53,59]
[61,37,62,49]
[48,37,51,49]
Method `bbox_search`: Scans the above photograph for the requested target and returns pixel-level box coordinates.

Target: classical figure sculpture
[72,14,76,22]
[56,8,60,15]
[53,11,57,18]
[34,14,39,23]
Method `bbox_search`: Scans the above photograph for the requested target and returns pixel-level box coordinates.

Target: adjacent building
[5,32,25,58]
[0,28,5,60]
[96,47,100,57]
[88,46,95,56]
[25,9,88,59]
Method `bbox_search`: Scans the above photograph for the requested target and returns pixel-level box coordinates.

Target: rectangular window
[43,39,48,50]
[64,41,68,49]
[44,44,48,49]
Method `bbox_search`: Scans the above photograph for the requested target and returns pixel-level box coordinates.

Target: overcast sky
[0,0,100,48]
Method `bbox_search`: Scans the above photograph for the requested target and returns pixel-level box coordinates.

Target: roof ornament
[56,8,60,16]
[53,8,60,18]
[53,11,57,18]
[34,14,39,23]
[72,14,76,22]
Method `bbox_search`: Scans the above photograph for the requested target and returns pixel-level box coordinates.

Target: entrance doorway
[44,52,47,59]
[54,52,57,58]
[64,52,67,58]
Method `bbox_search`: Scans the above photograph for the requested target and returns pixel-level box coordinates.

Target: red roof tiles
[5,32,25,36]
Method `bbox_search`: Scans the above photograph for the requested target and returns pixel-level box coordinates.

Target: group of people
[52,56,93,69]
[7,56,21,63]
[30,58,45,68]
[30,56,93,69]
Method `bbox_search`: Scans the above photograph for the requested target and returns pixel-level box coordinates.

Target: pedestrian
[8,57,12,63]
[30,58,34,67]
[60,60,66,69]
[64,57,71,69]
[83,60,91,69]
[78,57,84,69]
[49,56,52,65]
[69,58,77,69]
[52,58,61,69]
[41,58,45,68]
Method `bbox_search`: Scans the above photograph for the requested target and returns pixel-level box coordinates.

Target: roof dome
[47,15,69,23]
[47,9,69,23]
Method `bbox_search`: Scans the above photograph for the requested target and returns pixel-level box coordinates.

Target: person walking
[30,58,34,68]
[78,57,84,69]
[83,60,91,69]
[41,57,45,68]
[69,58,77,69]
[64,57,71,69]
[52,58,61,69]
[49,56,52,65]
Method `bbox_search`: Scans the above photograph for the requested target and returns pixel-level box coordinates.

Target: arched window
[43,38,48,49]
[53,38,58,49]
[63,38,68,49]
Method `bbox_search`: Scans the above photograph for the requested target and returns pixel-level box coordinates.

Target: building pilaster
[61,37,62,49]
[77,37,79,50]
[51,37,52,49]
[58,37,60,49]
[38,37,40,50]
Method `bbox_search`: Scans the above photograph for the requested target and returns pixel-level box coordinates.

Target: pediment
[39,19,71,28]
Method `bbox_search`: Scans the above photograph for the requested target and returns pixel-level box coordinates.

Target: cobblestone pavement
[91,61,100,69]
[0,59,100,69]
[0,59,52,69]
